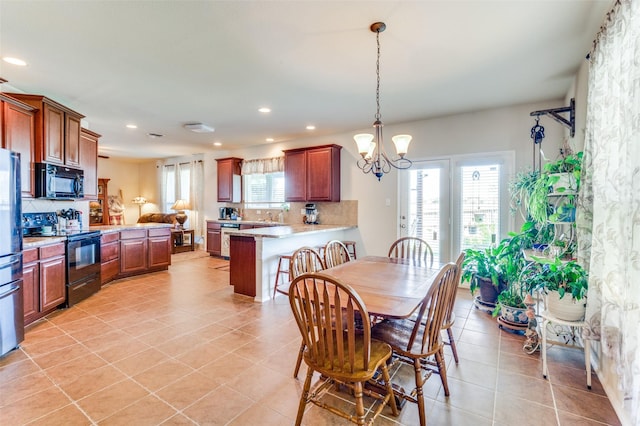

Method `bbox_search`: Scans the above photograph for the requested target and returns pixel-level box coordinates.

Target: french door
[399,153,514,264]
[398,159,451,265]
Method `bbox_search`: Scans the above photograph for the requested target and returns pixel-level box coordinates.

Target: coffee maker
[304,203,319,224]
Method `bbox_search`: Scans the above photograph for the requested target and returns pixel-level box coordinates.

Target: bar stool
[273,254,292,298]
[342,241,357,259]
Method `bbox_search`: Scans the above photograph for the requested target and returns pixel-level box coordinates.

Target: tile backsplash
[239,200,357,226]
[22,198,90,229]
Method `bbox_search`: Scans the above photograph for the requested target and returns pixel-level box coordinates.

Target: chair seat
[372,318,442,359]
[304,336,393,382]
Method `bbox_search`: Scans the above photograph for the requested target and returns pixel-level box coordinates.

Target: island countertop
[227,224,356,239]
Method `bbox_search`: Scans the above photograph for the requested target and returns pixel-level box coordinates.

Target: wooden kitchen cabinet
[1,94,36,197]
[284,144,341,202]
[80,128,100,199]
[101,232,120,285]
[6,93,85,167]
[206,221,222,256]
[23,242,66,326]
[90,178,110,226]
[216,157,242,202]
[229,235,256,297]
[120,229,148,274]
[148,228,172,269]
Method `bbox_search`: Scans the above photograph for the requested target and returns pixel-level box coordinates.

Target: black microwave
[35,163,84,199]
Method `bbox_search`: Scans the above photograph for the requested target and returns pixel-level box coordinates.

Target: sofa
[137,213,177,225]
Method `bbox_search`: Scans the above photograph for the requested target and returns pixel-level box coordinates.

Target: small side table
[172,229,195,254]
[541,310,592,389]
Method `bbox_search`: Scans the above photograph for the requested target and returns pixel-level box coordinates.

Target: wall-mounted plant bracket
[530,98,575,137]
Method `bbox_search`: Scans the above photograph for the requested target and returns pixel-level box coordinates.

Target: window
[243,172,284,208]
[459,164,500,250]
[163,162,192,211]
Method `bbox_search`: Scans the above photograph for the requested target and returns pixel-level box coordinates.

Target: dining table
[321,255,443,319]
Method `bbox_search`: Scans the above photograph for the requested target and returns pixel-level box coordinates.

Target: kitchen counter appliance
[0,148,24,358]
[35,162,84,200]
[304,203,319,224]
[23,211,101,307]
[220,222,241,258]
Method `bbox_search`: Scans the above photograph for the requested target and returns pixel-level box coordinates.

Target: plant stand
[541,310,593,389]
[497,316,528,333]
[473,295,495,314]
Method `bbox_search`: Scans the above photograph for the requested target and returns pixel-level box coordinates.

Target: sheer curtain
[161,159,204,245]
[578,0,640,422]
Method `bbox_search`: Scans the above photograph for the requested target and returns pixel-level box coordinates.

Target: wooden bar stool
[273,253,292,298]
[342,241,357,259]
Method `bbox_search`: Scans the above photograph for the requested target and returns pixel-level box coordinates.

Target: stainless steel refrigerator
[0,147,24,358]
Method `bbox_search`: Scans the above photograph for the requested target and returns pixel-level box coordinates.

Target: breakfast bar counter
[228,224,358,301]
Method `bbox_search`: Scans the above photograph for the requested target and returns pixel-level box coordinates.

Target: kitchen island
[228,224,358,301]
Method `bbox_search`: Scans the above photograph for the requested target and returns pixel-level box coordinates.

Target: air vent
[147,133,163,138]
[184,123,215,133]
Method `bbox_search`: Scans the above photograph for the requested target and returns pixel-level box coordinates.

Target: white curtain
[189,160,204,245]
[578,0,640,422]
[241,156,284,175]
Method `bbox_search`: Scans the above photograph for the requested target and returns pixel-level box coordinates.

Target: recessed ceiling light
[213,142,222,147]
[258,107,271,113]
[266,138,274,142]
[3,57,27,66]
[306,125,316,130]
[126,124,137,129]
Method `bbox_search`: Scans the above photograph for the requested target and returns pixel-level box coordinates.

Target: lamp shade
[171,199,191,211]
[354,133,375,157]
[132,196,147,205]
[391,134,412,157]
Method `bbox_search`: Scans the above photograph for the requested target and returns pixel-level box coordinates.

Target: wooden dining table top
[322,256,441,319]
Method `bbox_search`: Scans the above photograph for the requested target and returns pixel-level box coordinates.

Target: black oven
[66,231,101,307]
[35,163,84,199]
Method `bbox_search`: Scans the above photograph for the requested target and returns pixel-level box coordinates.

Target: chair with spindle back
[388,237,434,267]
[323,240,352,269]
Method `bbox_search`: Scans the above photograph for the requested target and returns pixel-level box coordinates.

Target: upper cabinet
[216,157,242,203]
[80,128,100,199]
[6,93,85,167]
[284,144,341,202]
[1,94,36,197]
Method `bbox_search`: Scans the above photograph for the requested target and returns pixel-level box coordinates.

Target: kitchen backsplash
[240,200,357,226]
[22,198,90,229]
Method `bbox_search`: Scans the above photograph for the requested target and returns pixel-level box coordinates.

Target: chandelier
[354,22,412,181]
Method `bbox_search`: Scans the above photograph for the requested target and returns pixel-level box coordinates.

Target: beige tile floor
[0,251,621,425]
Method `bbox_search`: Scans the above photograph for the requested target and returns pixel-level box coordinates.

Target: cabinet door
[65,114,82,167]
[217,158,242,202]
[42,103,65,165]
[284,150,307,201]
[22,262,39,324]
[40,256,66,311]
[120,239,147,273]
[148,236,171,268]
[3,101,36,197]
[307,146,341,201]
[206,229,221,256]
[80,129,99,199]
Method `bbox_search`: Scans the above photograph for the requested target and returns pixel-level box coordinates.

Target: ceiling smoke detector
[184,123,215,133]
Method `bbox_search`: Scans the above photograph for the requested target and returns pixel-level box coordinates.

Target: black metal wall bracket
[530,98,575,137]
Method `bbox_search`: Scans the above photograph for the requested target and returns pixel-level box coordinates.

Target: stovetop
[23,211,96,239]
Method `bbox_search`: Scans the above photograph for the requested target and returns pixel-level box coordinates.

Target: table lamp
[171,199,191,229]
[132,196,147,217]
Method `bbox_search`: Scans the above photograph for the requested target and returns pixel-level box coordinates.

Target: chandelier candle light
[354,22,412,181]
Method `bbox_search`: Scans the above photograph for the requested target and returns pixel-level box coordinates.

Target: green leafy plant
[522,258,588,300]
[491,287,527,317]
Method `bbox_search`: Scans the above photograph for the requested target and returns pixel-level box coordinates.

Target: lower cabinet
[101,232,120,285]
[119,227,171,277]
[206,221,222,256]
[23,242,66,326]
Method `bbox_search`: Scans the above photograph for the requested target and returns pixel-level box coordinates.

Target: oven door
[67,236,101,284]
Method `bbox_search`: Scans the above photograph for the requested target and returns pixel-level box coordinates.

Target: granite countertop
[227,224,356,239]
[23,223,174,248]
[207,219,283,226]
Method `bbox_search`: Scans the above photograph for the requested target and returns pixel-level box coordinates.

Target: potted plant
[492,285,529,325]
[522,258,588,321]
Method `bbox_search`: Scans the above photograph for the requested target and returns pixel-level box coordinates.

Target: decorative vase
[546,290,586,321]
[499,304,529,325]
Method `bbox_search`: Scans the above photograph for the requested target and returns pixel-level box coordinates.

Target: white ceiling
[0,1,611,160]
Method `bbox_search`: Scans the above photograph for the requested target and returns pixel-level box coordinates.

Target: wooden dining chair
[388,236,434,267]
[289,246,325,378]
[323,239,352,269]
[288,272,398,425]
[371,262,458,426]
[441,252,465,363]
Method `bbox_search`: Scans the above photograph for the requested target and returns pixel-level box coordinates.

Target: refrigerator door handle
[0,282,20,299]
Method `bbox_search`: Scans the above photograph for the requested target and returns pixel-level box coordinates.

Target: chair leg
[293,339,305,378]
[413,358,427,426]
[447,328,459,363]
[353,381,366,425]
[381,362,399,416]
[295,367,314,426]
[436,348,450,397]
